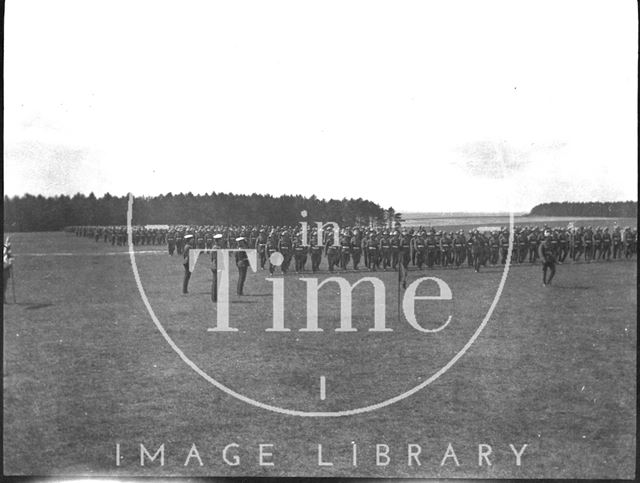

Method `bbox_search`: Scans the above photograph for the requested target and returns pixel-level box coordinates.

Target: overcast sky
[4,0,637,212]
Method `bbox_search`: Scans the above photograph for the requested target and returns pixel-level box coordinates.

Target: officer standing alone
[235,237,249,296]
[210,234,223,302]
[539,230,557,286]
[182,234,194,294]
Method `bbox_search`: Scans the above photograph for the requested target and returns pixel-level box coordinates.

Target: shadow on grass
[14,302,55,310]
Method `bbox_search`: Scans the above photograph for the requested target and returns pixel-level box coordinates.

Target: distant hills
[528,201,637,218]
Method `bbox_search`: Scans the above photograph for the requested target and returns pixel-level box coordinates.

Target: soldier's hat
[213,234,223,239]
[236,237,246,242]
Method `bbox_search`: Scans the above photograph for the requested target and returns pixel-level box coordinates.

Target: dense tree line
[3,192,388,232]
[528,201,637,218]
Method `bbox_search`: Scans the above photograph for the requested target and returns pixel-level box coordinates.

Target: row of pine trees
[3,192,394,232]
[528,201,637,218]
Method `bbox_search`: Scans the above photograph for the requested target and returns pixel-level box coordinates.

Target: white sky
[4,0,637,212]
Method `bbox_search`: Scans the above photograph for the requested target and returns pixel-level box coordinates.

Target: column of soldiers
[68,223,638,273]
[70,225,167,247]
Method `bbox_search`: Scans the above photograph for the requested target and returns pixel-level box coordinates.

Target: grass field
[3,231,636,478]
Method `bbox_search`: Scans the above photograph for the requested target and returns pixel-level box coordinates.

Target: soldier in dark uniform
[325,231,340,272]
[310,235,323,272]
[380,232,392,270]
[593,228,603,260]
[266,232,279,275]
[279,231,293,274]
[293,233,308,273]
[3,238,13,304]
[234,237,250,295]
[426,230,438,268]
[167,229,176,256]
[399,230,411,269]
[414,230,427,269]
[453,230,466,267]
[499,229,509,265]
[176,228,185,255]
[583,227,594,262]
[527,229,538,263]
[182,234,194,294]
[205,230,214,250]
[517,229,528,264]
[623,227,634,259]
[351,229,363,270]
[612,227,622,259]
[571,227,582,261]
[210,234,223,302]
[539,231,557,286]
[439,231,451,268]
[256,229,268,269]
[365,232,379,271]
[601,227,612,261]
[558,229,569,263]
[550,230,559,261]
[390,231,400,269]
[339,231,351,270]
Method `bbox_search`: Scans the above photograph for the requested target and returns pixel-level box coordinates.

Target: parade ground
[3,227,636,478]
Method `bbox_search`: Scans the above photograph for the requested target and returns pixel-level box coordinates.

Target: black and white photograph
[3,0,637,479]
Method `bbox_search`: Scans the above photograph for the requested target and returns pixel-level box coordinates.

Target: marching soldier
[439,231,452,268]
[380,231,392,270]
[572,227,584,261]
[426,230,438,268]
[278,231,293,273]
[365,232,379,271]
[325,231,340,272]
[351,229,363,270]
[310,235,323,272]
[390,231,400,269]
[399,229,411,269]
[593,228,603,260]
[266,231,279,275]
[255,229,268,269]
[293,233,308,273]
[601,228,612,261]
[414,230,427,269]
[558,229,569,263]
[167,229,176,256]
[182,234,194,294]
[623,227,634,259]
[339,231,351,270]
[539,230,557,286]
[453,230,466,267]
[499,229,509,265]
[612,227,622,259]
[583,227,594,262]
[527,229,538,263]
